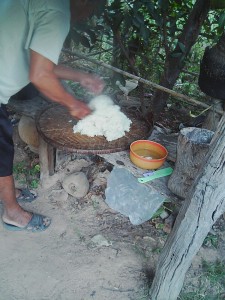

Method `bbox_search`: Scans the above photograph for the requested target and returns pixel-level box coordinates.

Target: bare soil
[0,106,224,300]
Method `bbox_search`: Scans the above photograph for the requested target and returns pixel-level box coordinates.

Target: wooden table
[35,104,151,182]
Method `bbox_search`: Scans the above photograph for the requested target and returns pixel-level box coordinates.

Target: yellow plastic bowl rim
[130,140,168,162]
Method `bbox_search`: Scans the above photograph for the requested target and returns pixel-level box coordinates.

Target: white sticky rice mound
[73,95,132,141]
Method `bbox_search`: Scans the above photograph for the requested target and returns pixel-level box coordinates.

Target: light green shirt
[0,0,70,104]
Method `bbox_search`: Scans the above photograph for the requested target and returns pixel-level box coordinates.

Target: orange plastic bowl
[130,140,168,170]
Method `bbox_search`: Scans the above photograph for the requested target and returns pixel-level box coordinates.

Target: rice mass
[73,95,132,141]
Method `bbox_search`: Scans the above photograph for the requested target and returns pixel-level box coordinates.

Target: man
[0,0,105,232]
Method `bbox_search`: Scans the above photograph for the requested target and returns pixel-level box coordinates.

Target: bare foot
[2,206,32,228]
[15,189,21,198]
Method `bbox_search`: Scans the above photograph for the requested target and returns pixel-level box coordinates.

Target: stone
[18,115,39,153]
[62,172,89,198]
[50,189,68,202]
[90,234,112,247]
[92,170,110,188]
[160,210,170,220]
[105,167,166,225]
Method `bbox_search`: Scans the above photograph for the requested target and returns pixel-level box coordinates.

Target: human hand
[80,74,105,95]
[68,100,92,119]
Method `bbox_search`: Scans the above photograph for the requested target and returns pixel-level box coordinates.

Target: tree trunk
[167,127,214,198]
[149,113,225,300]
[151,0,210,115]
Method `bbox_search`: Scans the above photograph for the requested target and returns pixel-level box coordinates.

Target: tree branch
[62,48,224,115]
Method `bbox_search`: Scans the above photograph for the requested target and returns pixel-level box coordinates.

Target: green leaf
[171,52,183,58]
[218,11,225,29]
[132,17,141,28]
[145,2,162,27]
[178,42,186,53]
[30,179,39,189]
[140,25,150,42]
[152,206,166,218]
[134,12,145,26]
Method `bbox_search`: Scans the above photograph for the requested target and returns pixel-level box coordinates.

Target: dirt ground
[0,108,225,300]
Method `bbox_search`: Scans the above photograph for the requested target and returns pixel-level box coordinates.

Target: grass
[13,161,40,189]
[202,260,225,288]
[179,260,225,300]
[203,234,219,249]
[179,292,221,300]
[179,293,224,300]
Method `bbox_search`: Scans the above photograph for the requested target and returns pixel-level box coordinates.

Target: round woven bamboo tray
[36,104,151,154]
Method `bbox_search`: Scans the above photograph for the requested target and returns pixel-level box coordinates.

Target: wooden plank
[38,136,50,184]
[99,151,178,200]
[48,146,55,176]
[38,136,55,183]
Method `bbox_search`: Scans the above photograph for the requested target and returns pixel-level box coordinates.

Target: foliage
[202,260,225,287]
[203,233,219,248]
[13,161,40,189]
[67,0,107,49]
[104,1,223,71]
[66,0,225,112]
[179,260,225,300]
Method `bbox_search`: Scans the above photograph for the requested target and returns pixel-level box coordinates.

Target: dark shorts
[0,83,39,177]
[0,105,14,177]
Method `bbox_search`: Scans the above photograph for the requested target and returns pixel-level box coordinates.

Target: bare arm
[54,64,104,94]
[29,50,103,119]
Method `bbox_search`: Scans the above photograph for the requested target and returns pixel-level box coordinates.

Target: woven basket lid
[36,104,151,154]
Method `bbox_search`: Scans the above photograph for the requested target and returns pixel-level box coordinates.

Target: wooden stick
[62,49,224,115]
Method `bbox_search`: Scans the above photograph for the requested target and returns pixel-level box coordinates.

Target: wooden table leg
[38,136,55,184]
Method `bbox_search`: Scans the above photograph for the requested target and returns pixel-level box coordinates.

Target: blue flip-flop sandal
[16,188,37,203]
[3,213,51,232]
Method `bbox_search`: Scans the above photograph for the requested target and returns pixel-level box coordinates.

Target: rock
[55,150,93,172]
[160,210,169,220]
[143,236,157,248]
[64,159,92,174]
[18,115,39,153]
[90,234,112,247]
[164,214,176,226]
[163,223,172,234]
[50,189,68,202]
[105,167,165,225]
[163,214,176,234]
[92,170,110,188]
[91,195,103,202]
[62,172,89,198]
